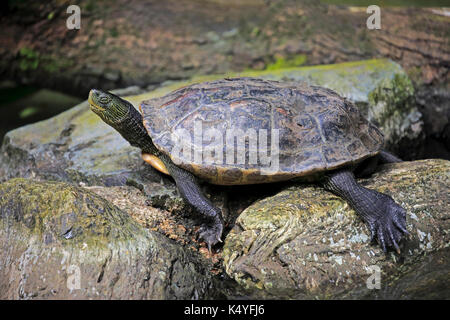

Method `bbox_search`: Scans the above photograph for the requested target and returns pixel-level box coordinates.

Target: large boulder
[0,178,215,299]
[222,159,450,299]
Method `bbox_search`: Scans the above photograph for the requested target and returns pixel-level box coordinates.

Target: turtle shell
[140,77,383,185]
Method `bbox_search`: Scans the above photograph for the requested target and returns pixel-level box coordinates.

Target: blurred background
[0,0,449,158]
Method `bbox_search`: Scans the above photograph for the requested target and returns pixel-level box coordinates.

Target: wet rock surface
[223,159,450,299]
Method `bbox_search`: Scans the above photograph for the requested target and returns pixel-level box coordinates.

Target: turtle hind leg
[379,150,402,163]
[354,156,379,178]
[355,150,402,178]
[323,169,408,253]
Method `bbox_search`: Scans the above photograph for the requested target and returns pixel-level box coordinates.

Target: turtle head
[88,89,131,126]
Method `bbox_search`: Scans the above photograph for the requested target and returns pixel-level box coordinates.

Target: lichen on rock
[367,73,423,157]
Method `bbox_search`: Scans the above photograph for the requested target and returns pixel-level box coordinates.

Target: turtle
[88,77,408,253]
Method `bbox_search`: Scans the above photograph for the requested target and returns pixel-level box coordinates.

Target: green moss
[368,73,415,122]
[0,178,147,247]
[371,73,414,104]
[265,54,307,71]
[18,47,74,73]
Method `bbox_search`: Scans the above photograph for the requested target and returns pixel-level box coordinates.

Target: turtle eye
[99,96,110,104]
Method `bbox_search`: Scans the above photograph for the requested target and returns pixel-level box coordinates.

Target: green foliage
[42,58,74,73]
[19,47,39,71]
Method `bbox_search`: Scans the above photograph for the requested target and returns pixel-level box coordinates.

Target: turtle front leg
[323,169,408,253]
[159,155,224,251]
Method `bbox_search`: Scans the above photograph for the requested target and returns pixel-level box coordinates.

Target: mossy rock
[0,178,214,299]
[222,159,450,299]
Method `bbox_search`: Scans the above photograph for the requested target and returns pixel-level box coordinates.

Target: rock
[416,86,450,159]
[222,159,450,299]
[0,178,215,299]
[366,72,422,159]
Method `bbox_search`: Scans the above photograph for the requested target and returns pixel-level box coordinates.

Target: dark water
[0,82,82,143]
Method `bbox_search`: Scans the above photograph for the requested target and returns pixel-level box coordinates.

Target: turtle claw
[198,221,223,252]
[394,217,409,236]
[377,225,387,253]
[368,222,377,243]
[365,196,408,254]
[392,237,401,254]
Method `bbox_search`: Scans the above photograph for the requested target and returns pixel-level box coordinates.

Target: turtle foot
[366,195,409,253]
